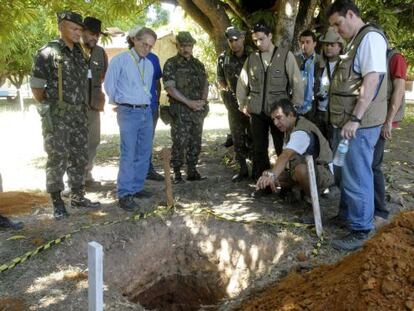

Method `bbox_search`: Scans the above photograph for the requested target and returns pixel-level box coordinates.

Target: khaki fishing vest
[247,46,289,116]
[88,45,106,111]
[286,116,333,168]
[329,25,387,128]
[387,49,406,122]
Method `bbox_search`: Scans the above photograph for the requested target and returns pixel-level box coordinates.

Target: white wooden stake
[88,241,103,311]
[305,155,323,238]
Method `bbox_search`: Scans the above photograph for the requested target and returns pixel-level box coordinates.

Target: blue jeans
[148,107,159,173]
[117,105,153,198]
[372,135,388,219]
[334,126,381,231]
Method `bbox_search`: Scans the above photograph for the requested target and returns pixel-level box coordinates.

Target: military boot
[51,191,69,220]
[71,187,101,209]
[173,168,184,184]
[0,215,23,230]
[187,167,207,181]
[232,159,249,182]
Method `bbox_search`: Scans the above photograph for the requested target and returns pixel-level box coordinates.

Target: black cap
[225,26,245,40]
[57,11,84,27]
[84,17,106,35]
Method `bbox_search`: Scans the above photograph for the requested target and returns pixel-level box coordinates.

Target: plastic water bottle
[333,139,349,167]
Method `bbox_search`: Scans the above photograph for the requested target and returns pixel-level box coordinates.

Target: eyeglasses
[137,40,154,50]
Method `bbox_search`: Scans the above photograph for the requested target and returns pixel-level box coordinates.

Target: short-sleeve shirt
[354,32,387,76]
[30,39,88,105]
[163,54,207,103]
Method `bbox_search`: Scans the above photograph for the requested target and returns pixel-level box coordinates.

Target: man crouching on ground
[256,99,334,212]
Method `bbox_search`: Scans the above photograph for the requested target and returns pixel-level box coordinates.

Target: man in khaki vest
[328,0,388,250]
[237,23,303,183]
[312,27,344,141]
[81,17,108,187]
[256,99,334,202]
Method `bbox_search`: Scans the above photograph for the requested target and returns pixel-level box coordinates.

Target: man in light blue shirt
[104,27,157,211]
[295,30,319,116]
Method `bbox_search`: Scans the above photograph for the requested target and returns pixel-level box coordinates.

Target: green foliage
[0,0,169,84]
[356,0,414,78]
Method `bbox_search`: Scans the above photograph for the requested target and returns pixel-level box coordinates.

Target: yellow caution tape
[1,204,322,275]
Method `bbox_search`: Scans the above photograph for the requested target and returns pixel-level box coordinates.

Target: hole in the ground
[129,273,226,310]
[120,222,228,310]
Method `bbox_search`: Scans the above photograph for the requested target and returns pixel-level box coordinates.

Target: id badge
[87,69,92,79]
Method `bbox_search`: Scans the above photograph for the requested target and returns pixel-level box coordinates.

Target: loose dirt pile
[240,211,414,311]
[0,191,49,216]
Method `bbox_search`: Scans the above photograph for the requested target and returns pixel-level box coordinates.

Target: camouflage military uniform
[217,47,252,163]
[163,54,208,172]
[31,39,88,193]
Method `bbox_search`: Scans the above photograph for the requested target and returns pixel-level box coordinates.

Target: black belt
[118,103,149,109]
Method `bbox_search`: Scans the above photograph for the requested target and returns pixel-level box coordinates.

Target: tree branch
[226,0,251,27]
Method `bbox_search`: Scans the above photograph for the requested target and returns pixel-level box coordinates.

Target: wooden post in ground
[305,155,323,238]
[88,241,103,311]
[162,148,174,207]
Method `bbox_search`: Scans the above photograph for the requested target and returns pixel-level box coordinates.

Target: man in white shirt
[328,0,388,251]
[256,99,334,205]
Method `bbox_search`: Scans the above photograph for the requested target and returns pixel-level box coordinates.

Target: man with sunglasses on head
[237,22,304,184]
[217,26,253,182]
[104,27,157,212]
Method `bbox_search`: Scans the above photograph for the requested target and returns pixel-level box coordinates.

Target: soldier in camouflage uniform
[163,31,209,183]
[31,11,100,220]
[217,26,252,182]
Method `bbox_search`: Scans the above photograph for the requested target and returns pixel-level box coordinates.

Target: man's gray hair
[128,26,157,41]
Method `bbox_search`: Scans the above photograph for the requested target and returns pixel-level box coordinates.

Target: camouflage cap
[176,31,196,45]
[57,11,84,27]
[225,26,245,39]
[320,27,345,45]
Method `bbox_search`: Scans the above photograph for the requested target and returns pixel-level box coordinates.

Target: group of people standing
[28,11,209,217]
[218,0,407,251]
[6,0,404,253]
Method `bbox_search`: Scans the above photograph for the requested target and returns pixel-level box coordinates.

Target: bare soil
[0,104,413,310]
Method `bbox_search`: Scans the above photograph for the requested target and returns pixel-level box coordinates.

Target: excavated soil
[0,191,49,216]
[239,211,414,311]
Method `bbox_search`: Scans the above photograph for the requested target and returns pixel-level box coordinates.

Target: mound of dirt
[240,211,414,311]
[0,191,49,216]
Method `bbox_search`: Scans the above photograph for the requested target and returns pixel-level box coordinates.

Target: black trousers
[250,112,284,180]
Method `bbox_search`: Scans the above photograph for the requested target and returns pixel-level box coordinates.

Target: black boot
[51,191,69,220]
[0,215,23,230]
[173,168,184,184]
[71,187,101,209]
[223,133,233,148]
[187,167,207,181]
[232,160,249,182]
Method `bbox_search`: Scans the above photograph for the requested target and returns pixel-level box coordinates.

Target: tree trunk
[292,0,319,52]
[177,0,230,54]
[273,0,300,48]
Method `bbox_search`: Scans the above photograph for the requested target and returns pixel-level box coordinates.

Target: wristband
[350,114,362,123]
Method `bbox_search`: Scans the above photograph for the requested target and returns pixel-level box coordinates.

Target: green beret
[57,11,84,27]
[176,31,196,45]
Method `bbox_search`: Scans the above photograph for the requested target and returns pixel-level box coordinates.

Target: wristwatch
[350,114,362,123]
[265,171,277,182]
